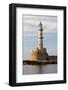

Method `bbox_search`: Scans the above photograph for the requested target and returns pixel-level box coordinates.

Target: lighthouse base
[28,48,49,61]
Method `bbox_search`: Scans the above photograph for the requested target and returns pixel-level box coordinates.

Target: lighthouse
[28,22,49,61]
[38,22,43,50]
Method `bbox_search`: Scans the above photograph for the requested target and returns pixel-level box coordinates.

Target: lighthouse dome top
[39,22,42,26]
[38,22,43,31]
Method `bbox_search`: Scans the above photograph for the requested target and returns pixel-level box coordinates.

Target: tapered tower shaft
[38,22,43,50]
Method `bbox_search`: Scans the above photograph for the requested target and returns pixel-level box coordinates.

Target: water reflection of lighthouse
[28,22,49,61]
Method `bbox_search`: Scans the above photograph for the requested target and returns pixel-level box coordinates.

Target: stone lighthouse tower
[28,22,49,61]
[38,22,43,50]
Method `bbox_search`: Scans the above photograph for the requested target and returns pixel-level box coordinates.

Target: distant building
[28,22,49,61]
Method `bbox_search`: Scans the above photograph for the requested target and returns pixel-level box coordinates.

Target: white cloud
[23,14,57,22]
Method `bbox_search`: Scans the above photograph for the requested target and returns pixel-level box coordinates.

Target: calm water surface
[23,64,57,75]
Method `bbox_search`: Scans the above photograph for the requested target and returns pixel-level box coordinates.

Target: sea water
[23,64,57,75]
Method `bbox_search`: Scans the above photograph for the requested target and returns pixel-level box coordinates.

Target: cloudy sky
[23,15,57,32]
[23,14,57,59]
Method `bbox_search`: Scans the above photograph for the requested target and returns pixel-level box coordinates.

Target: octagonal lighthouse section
[28,22,49,61]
